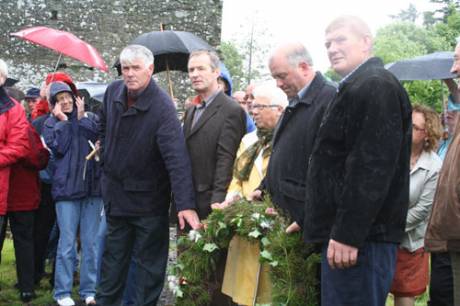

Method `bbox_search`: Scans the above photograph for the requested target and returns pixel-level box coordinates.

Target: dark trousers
[33,183,55,283]
[429,252,454,306]
[321,241,397,306]
[96,215,169,306]
[0,215,6,263]
[0,211,36,292]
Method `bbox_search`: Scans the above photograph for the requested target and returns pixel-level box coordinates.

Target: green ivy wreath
[168,198,320,306]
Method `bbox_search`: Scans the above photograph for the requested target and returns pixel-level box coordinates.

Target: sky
[221,0,439,78]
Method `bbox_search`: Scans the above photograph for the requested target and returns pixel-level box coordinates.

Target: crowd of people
[1,14,460,306]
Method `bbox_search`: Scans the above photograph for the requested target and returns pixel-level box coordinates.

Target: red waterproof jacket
[7,124,49,212]
[0,88,30,215]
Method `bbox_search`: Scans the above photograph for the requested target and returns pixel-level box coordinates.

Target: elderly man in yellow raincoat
[212,83,287,305]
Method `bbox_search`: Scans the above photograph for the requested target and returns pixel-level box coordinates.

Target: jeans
[321,241,397,306]
[54,197,103,300]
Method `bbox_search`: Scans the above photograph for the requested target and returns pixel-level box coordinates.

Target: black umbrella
[114,30,214,75]
[5,77,19,87]
[386,51,456,81]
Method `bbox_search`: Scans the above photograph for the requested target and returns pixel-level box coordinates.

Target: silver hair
[286,44,314,67]
[253,83,288,108]
[120,45,154,67]
[189,50,220,70]
[0,59,8,80]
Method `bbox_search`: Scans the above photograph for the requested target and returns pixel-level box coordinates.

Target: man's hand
[52,103,68,121]
[248,189,262,201]
[327,239,358,269]
[178,209,201,230]
[285,222,300,234]
[76,96,85,120]
[443,79,460,103]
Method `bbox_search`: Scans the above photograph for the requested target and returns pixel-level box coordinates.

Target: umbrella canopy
[11,26,108,72]
[386,51,456,81]
[76,82,107,113]
[114,30,214,74]
[5,77,19,87]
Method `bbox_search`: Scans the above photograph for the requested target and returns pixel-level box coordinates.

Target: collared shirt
[192,90,221,127]
[338,58,371,91]
[288,83,310,107]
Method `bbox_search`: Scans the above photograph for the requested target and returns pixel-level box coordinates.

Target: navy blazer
[99,79,196,217]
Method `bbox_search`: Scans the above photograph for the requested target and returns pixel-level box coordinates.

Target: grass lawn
[0,239,64,306]
[0,237,430,306]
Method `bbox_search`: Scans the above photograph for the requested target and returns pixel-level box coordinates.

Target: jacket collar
[185,91,225,139]
[113,79,158,113]
[338,57,384,92]
[411,150,439,174]
[0,86,15,115]
[297,72,329,106]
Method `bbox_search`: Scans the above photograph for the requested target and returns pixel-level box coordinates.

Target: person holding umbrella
[425,38,460,306]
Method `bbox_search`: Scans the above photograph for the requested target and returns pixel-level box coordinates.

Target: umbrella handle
[53,53,63,72]
[166,60,175,100]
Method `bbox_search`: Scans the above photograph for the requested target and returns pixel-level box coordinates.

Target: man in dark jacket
[183,50,246,220]
[250,43,336,229]
[96,45,200,306]
[302,16,412,306]
[183,50,246,306]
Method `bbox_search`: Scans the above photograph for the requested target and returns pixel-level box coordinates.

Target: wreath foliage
[168,198,320,306]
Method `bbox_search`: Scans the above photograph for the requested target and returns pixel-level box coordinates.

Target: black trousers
[0,211,35,292]
[429,252,454,306]
[96,215,169,306]
[33,183,55,283]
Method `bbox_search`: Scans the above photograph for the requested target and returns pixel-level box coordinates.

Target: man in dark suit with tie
[183,50,246,220]
[182,50,246,305]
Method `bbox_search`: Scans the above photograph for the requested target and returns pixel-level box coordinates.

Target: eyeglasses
[252,104,279,109]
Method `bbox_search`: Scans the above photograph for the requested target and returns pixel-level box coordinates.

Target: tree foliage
[218,41,245,91]
[374,4,459,111]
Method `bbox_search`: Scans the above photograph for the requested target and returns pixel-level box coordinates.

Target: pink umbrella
[11,26,108,72]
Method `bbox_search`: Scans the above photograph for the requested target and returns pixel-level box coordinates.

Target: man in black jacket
[250,43,336,230]
[302,16,412,306]
[96,45,200,306]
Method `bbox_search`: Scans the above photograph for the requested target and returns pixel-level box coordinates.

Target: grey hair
[0,59,8,80]
[120,44,154,67]
[189,49,220,70]
[286,44,314,67]
[253,83,288,109]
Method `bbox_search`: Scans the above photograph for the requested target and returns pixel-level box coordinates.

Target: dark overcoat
[263,72,336,223]
[302,57,412,248]
[99,79,195,217]
[183,91,246,219]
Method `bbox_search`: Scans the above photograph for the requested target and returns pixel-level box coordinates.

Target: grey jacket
[401,150,442,252]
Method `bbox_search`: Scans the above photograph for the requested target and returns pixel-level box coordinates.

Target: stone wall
[0,0,223,101]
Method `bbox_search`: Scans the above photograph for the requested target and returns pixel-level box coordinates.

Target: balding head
[268,43,315,98]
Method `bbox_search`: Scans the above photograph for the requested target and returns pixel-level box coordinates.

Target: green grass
[0,238,81,306]
[386,293,429,306]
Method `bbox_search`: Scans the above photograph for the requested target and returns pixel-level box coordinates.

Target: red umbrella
[11,26,108,72]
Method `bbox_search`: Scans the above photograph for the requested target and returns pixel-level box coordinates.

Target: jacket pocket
[196,184,212,192]
[279,179,306,202]
[122,179,156,191]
